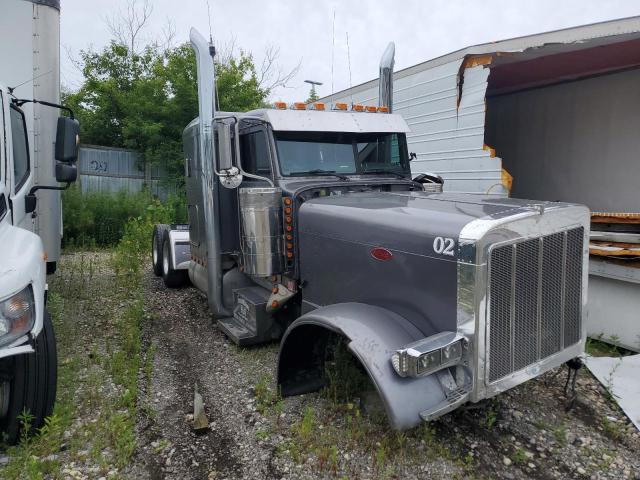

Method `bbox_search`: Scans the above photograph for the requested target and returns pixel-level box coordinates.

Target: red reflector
[370,247,393,261]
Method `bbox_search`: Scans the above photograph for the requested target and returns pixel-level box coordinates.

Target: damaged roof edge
[320,15,640,103]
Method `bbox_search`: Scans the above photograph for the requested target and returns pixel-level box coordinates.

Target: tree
[306,84,319,103]
[63,41,271,184]
[63,0,300,187]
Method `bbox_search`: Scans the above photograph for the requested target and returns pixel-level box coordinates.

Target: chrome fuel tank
[239,187,284,276]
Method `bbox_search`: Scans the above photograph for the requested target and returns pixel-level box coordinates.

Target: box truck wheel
[152,224,170,277]
[161,231,189,288]
[0,311,57,444]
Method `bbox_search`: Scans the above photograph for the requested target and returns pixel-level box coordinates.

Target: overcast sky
[60,0,640,102]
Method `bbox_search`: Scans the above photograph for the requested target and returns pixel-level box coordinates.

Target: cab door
[6,102,34,231]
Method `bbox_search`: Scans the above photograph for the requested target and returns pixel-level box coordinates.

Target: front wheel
[0,311,57,444]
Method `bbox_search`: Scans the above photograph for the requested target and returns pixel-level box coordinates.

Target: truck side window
[240,131,271,176]
[9,106,30,192]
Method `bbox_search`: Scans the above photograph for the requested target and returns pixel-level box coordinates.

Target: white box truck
[0,0,80,443]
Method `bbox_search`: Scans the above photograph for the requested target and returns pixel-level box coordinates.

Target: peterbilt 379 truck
[153,28,590,430]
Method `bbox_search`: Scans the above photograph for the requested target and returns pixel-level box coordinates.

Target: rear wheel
[0,311,57,444]
[161,231,189,288]
[152,224,169,276]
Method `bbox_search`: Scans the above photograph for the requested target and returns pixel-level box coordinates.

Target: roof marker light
[352,104,364,112]
[274,101,287,109]
[293,102,306,110]
[333,102,348,111]
[313,102,326,110]
[365,105,377,113]
[377,106,389,113]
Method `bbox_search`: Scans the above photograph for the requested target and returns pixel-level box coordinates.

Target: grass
[1,198,169,478]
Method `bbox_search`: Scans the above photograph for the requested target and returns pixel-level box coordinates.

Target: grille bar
[488,227,584,383]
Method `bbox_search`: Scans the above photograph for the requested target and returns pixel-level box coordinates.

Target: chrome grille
[488,227,584,383]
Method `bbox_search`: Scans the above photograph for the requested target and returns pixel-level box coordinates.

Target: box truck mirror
[55,162,78,183]
[55,117,80,163]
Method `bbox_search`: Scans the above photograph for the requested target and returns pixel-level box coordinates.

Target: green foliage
[63,41,269,182]
[306,84,319,103]
[62,186,186,248]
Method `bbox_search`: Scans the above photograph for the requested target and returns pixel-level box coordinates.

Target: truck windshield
[274,131,409,177]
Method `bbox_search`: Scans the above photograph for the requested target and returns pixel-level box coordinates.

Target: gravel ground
[130,268,640,480]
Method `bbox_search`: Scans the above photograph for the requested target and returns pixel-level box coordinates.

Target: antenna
[331,10,335,95]
[206,0,213,43]
[8,69,53,96]
[346,32,353,105]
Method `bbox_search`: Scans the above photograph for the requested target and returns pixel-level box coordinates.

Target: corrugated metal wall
[328,62,506,196]
[78,145,177,199]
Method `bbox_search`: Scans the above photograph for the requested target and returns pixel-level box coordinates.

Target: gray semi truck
[153,28,590,430]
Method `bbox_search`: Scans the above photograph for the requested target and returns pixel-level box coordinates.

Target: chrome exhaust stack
[379,42,395,113]
[190,27,230,317]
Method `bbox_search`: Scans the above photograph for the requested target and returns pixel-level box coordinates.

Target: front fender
[277,302,447,430]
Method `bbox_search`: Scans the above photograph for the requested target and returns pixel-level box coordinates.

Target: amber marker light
[286,234,293,241]
[284,207,292,215]
[274,101,287,109]
[293,102,306,110]
[286,225,293,232]
[285,216,293,223]
[365,105,377,113]
[286,252,294,259]
[313,102,325,110]
[284,197,293,206]
[287,242,294,250]
[271,300,279,308]
[333,102,348,111]
[377,106,389,113]
[352,104,364,112]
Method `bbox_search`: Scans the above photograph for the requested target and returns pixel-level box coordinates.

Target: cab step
[217,286,280,346]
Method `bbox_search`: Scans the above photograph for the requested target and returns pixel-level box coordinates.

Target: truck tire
[152,224,170,276]
[161,231,189,288]
[0,311,57,444]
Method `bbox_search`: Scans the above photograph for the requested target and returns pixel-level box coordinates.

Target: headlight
[0,286,35,348]
[391,331,466,378]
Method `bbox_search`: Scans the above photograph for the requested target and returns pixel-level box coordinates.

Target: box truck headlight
[391,332,465,377]
[0,286,35,348]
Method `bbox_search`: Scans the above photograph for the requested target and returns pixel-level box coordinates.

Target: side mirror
[217,122,233,171]
[55,117,80,162]
[25,194,37,214]
[55,162,78,183]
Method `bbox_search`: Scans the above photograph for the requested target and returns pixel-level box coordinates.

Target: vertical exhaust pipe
[379,42,395,113]
[190,27,230,317]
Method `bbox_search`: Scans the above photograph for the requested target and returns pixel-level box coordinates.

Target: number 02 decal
[433,237,456,256]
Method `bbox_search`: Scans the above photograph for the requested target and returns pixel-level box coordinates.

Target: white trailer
[0,0,63,274]
[323,17,640,352]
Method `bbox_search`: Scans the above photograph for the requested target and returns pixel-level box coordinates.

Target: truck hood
[298,191,555,261]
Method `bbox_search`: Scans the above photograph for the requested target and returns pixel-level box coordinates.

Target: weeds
[554,424,568,446]
[512,447,527,464]
[62,186,186,248]
[2,204,156,477]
